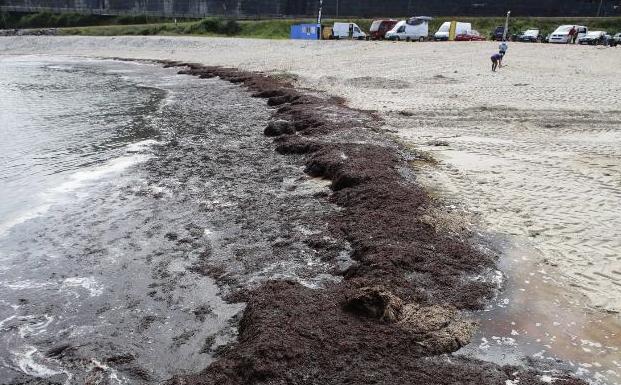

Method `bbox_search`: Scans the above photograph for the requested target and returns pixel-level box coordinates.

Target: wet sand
[458,235,621,385]
[1,36,620,384]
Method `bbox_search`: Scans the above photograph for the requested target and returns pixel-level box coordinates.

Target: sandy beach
[4,34,617,312]
[1,35,620,383]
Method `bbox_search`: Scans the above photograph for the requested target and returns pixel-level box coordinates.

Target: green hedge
[184,18,241,35]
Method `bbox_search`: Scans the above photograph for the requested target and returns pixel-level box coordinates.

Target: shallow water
[0,56,341,384]
[458,234,621,385]
[0,57,162,235]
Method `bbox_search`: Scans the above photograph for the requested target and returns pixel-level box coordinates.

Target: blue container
[291,24,320,40]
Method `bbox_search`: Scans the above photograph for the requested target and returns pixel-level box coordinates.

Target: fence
[1,0,619,19]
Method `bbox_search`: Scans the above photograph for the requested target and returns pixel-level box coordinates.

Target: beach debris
[345,286,477,351]
[399,303,476,350]
[264,119,294,137]
[426,139,450,147]
[344,286,403,322]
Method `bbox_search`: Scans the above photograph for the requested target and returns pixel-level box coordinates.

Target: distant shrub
[116,15,149,25]
[135,25,164,35]
[184,18,241,36]
[221,20,241,35]
[184,18,217,34]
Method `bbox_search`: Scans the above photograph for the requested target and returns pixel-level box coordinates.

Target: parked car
[514,28,541,42]
[385,16,432,41]
[492,25,508,41]
[548,25,587,43]
[332,22,366,40]
[368,19,398,40]
[603,33,615,46]
[455,29,486,41]
[612,32,621,45]
[579,30,607,45]
[434,21,471,41]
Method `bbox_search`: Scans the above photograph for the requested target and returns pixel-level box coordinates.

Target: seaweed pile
[155,61,584,385]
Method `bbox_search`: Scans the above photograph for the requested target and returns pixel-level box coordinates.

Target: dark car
[514,28,541,42]
[604,33,616,46]
[368,19,398,40]
[492,25,507,41]
[578,30,607,45]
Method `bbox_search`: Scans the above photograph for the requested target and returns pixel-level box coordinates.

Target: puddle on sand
[458,235,621,385]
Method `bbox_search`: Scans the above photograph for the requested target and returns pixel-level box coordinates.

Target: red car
[368,19,398,40]
[455,30,486,41]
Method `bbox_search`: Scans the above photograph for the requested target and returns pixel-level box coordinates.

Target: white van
[332,22,367,40]
[385,16,433,41]
[548,25,587,44]
[434,21,472,41]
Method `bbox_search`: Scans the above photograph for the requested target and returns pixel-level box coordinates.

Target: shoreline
[1,36,619,383]
[139,60,586,384]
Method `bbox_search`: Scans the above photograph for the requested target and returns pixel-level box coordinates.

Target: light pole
[503,10,511,41]
[317,0,323,25]
[597,0,604,16]
[336,0,339,18]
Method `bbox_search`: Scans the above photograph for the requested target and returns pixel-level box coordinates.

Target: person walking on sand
[491,53,503,72]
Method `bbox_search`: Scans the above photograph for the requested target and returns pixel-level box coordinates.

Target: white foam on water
[125,139,160,153]
[0,203,54,239]
[248,259,342,290]
[0,140,159,238]
[540,375,557,383]
[0,298,21,311]
[51,154,150,194]
[45,65,75,71]
[14,346,62,378]
[18,314,54,338]
[2,279,54,291]
[105,69,135,74]
[62,276,104,297]
[0,315,18,330]
[90,359,130,385]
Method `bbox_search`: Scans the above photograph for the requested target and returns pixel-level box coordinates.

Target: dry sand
[1,35,620,380]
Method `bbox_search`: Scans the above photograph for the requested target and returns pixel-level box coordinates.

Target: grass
[238,19,302,39]
[3,12,621,39]
[58,18,317,38]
